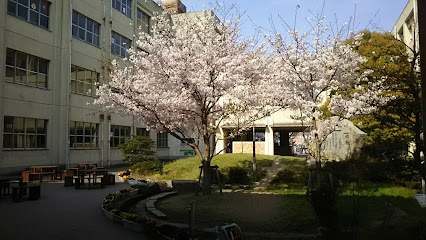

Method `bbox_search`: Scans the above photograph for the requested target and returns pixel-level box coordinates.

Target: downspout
[66,0,73,169]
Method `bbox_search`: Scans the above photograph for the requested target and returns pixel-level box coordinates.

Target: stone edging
[145,191,177,218]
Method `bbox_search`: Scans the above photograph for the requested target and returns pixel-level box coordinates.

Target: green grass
[143,153,304,181]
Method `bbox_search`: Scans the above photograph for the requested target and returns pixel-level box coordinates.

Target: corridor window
[111,31,131,58]
[70,65,99,96]
[112,0,132,18]
[7,0,50,29]
[137,9,150,33]
[6,48,48,88]
[72,11,100,46]
[3,116,47,150]
[157,132,168,147]
[69,121,98,149]
[110,125,130,147]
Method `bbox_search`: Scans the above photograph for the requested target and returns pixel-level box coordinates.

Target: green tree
[118,136,156,165]
[348,31,421,166]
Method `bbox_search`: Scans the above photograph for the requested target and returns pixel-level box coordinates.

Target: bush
[270,169,296,185]
[118,136,156,165]
[227,167,250,185]
[131,160,163,175]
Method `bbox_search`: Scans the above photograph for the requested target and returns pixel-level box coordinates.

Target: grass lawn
[142,153,305,181]
[133,153,426,238]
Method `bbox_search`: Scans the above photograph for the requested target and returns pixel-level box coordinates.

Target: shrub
[270,169,296,185]
[131,160,163,175]
[118,136,156,165]
[227,167,250,185]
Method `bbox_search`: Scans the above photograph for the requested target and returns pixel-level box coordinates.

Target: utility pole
[418,0,426,193]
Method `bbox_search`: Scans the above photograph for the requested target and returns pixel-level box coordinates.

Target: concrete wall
[0,0,193,174]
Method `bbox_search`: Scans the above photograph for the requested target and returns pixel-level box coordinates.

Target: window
[69,121,98,149]
[136,128,149,137]
[157,132,168,147]
[70,65,99,96]
[110,125,130,147]
[137,9,150,34]
[111,31,131,58]
[112,0,132,18]
[7,0,50,29]
[6,48,48,88]
[72,11,100,46]
[3,116,47,150]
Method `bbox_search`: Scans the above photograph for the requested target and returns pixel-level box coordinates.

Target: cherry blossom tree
[95,10,272,194]
[265,17,388,171]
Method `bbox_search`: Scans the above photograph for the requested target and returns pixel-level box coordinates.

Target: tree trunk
[202,160,213,194]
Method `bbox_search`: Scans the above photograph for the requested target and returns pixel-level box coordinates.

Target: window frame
[157,132,168,148]
[110,125,131,148]
[72,11,100,47]
[5,48,49,89]
[112,0,132,18]
[70,65,99,97]
[136,127,150,137]
[111,31,131,58]
[7,0,50,29]
[3,116,47,150]
[136,8,150,34]
[69,121,99,149]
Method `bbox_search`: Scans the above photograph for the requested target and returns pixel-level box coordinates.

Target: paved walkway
[0,168,151,240]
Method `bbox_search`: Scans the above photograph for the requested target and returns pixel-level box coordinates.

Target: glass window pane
[26,135,36,148]
[28,71,37,86]
[38,74,47,88]
[17,4,28,19]
[72,25,77,37]
[30,0,40,10]
[113,126,119,136]
[86,32,93,44]
[40,0,48,15]
[18,0,28,5]
[87,19,93,32]
[77,68,85,82]
[28,56,37,72]
[85,83,92,95]
[76,122,84,135]
[8,1,17,15]
[6,67,15,82]
[114,137,120,147]
[70,136,76,148]
[6,49,15,66]
[26,118,36,133]
[72,11,78,25]
[16,69,27,83]
[84,137,91,147]
[3,134,13,148]
[38,59,48,74]
[40,15,48,28]
[37,135,46,148]
[4,116,14,133]
[94,23,99,35]
[76,136,83,146]
[77,81,84,94]
[125,127,130,137]
[84,122,91,136]
[29,10,38,24]
[14,134,25,148]
[16,52,27,69]
[93,36,99,46]
[36,119,46,134]
[78,14,85,28]
[69,121,76,135]
[71,79,76,92]
[78,27,85,40]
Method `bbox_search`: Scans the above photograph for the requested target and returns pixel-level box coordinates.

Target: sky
[181,0,409,39]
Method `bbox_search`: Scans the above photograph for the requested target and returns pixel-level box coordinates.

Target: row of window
[3,117,169,150]
[7,1,150,58]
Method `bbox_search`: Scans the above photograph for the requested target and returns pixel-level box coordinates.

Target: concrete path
[0,168,151,240]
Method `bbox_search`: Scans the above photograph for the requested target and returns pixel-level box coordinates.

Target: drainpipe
[65,0,73,169]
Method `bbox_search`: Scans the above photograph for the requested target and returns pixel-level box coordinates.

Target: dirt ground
[152,192,318,234]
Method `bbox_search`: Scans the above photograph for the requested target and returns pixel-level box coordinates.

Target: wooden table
[75,162,98,170]
[77,169,108,190]
[28,166,57,182]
